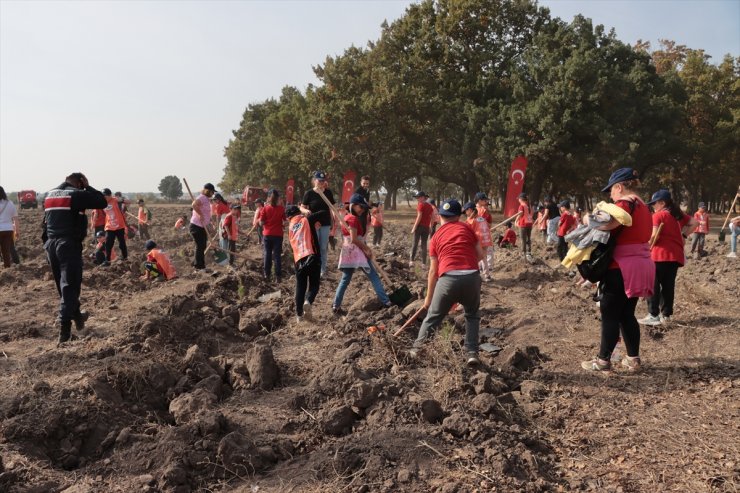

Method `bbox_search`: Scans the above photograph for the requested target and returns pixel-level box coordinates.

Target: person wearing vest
[690,202,709,259]
[92,230,116,264]
[102,188,128,265]
[143,240,177,280]
[137,199,151,240]
[516,192,534,260]
[370,202,384,246]
[286,205,323,322]
[42,172,107,344]
[252,199,264,245]
[463,202,494,281]
[221,203,241,265]
[91,208,106,238]
[174,215,188,231]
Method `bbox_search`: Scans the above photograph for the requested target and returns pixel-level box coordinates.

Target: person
[260,189,286,281]
[0,186,19,268]
[102,188,128,265]
[42,173,107,343]
[638,189,697,326]
[355,175,371,203]
[332,194,392,314]
[409,199,485,365]
[114,191,129,215]
[728,215,740,258]
[498,221,517,248]
[300,171,336,277]
[142,240,177,280]
[464,202,493,281]
[90,207,106,237]
[690,202,709,259]
[190,183,215,271]
[582,168,654,372]
[211,193,230,251]
[429,199,440,236]
[574,207,584,224]
[137,199,151,241]
[252,199,264,244]
[221,203,241,265]
[516,193,534,260]
[556,200,577,261]
[286,205,322,322]
[543,196,560,244]
[474,192,493,225]
[370,202,384,246]
[174,214,188,231]
[410,191,434,267]
[534,205,548,244]
[92,230,116,265]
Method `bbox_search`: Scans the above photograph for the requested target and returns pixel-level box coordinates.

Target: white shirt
[0,199,17,231]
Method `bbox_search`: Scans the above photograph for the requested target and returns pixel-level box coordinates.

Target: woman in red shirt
[259,189,286,281]
[582,168,654,373]
[638,190,697,326]
[516,193,534,260]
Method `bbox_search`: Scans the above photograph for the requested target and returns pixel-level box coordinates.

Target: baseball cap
[349,193,368,207]
[102,188,112,196]
[204,183,216,192]
[313,171,327,181]
[601,168,638,192]
[474,192,488,202]
[144,240,157,250]
[558,200,571,209]
[647,189,671,205]
[698,202,706,209]
[518,192,528,199]
[254,198,264,205]
[285,205,301,218]
[462,201,475,212]
[414,191,429,198]
[439,199,462,217]
[230,203,241,209]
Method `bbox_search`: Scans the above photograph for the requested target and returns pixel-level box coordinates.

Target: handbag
[576,200,635,283]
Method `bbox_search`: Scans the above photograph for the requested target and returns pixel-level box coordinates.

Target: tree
[158,175,183,201]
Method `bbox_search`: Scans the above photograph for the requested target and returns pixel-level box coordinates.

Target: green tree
[158,175,183,201]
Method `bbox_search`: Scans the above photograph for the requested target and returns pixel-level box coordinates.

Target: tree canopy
[158,175,183,201]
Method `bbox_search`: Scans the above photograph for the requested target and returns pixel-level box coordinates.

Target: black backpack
[576,200,635,283]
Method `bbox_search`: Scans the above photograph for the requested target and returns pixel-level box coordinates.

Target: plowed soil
[1,205,738,493]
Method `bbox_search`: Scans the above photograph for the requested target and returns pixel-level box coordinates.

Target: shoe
[582,280,593,289]
[74,310,89,331]
[296,315,303,324]
[383,301,393,308]
[466,352,481,366]
[332,306,346,317]
[101,261,110,267]
[58,320,72,345]
[408,260,414,268]
[621,356,641,372]
[727,252,737,258]
[581,357,611,372]
[638,314,662,326]
[303,301,313,320]
[407,347,420,359]
[659,314,671,323]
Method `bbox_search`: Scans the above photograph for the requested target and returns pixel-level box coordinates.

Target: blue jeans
[317,225,331,275]
[263,236,283,279]
[333,263,390,308]
[730,223,738,253]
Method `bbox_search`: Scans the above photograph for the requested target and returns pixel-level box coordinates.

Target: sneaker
[727,252,737,258]
[659,314,671,324]
[466,352,481,366]
[296,315,303,324]
[621,356,641,372]
[581,357,611,372]
[638,314,662,326]
[383,301,393,308]
[303,301,313,320]
[100,261,110,267]
[58,320,72,345]
[408,260,414,268]
[331,306,346,317]
[73,311,89,331]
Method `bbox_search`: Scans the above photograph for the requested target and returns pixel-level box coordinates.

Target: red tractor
[18,190,38,209]
[241,185,268,210]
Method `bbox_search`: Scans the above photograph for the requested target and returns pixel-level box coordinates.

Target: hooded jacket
[44,182,106,241]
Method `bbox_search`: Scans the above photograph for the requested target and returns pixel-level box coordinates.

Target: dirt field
[1,205,738,493]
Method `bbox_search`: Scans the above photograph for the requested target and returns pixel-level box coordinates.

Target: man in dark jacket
[43,173,107,344]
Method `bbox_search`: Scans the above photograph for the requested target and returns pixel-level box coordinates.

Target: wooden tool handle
[720,186,740,231]
[393,307,427,337]
[649,222,664,249]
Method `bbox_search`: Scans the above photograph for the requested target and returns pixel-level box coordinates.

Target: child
[429,199,440,237]
[516,193,534,260]
[474,192,493,225]
[534,205,548,244]
[556,200,577,261]
[370,202,384,246]
[691,202,709,259]
[221,203,241,265]
[574,207,584,224]
[174,214,188,231]
[332,194,392,314]
[286,205,322,322]
[143,240,177,280]
[260,189,286,281]
[498,221,517,248]
[137,199,151,240]
[464,202,493,281]
[92,230,116,265]
[410,191,434,267]
[252,199,264,245]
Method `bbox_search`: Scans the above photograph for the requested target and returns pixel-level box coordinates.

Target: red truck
[18,190,38,209]
[241,185,268,210]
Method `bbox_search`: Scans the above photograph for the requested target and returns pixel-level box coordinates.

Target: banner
[341,170,357,204]
[285,179,295,205]
[504,156,528,217]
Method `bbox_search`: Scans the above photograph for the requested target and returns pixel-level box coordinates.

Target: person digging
[408,199,485,366]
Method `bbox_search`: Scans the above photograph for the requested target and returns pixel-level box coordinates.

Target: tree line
[220,0,738,212]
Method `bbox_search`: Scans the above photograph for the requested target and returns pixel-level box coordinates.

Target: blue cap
[414,191,428,198]
[558,200,571,209]
[698,202,706,209]
[349,193,368,207]
[204,183,216,192]
[462,201,475,212]
[144,240,157,250]
[427,199,436,205]
[474,192,488,202]
[313,171,327,180]
[439,199,462,217]
[647,189,671,205]
[602,167,638,192]
[518,192,528,199]
[285,205,301,217]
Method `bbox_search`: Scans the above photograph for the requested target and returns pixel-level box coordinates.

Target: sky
[1,0,738,196]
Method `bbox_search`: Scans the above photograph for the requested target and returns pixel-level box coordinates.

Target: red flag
[504,156,528,217]
[341,170,357,204]
[285,179,295,204]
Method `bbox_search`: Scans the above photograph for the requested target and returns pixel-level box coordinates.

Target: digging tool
[314,189,413,306]
[393,306,427,337]
[183,178,210,238]
[649,222,664,250]
[718,186,740,243]
[491,211,522,232]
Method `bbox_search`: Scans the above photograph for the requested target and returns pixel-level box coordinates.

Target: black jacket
[43,182,107,241]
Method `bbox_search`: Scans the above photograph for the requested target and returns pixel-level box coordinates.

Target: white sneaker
[303,300,313,320]
[638,314,662,326]
[296,315,303,324]
[727,252,737,258]
[659,314,671,323]
[408,260,414,268]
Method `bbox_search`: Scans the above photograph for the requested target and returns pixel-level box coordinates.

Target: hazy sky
[1,0,738,196]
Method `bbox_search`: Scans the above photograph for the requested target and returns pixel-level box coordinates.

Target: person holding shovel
[102,188,128,265]
[190,183,215,271]
[300,171,336,277]
[286,205,323,322]
[137,199,151,241]
[221,203,241,266]
[409,199,485,365]
[332,194,392,315]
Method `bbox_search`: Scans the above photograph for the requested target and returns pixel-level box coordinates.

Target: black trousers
[599,268,640,360]
[647,261,680,317]
[45,237,83,323]
[557,236,568,261]
[519,226,532,254]
[105,228,128,261]
[373,226,383,245]
[228,239,237,265]
[190,224,207,269]
[411,226,430,264]
[295,255,321,316]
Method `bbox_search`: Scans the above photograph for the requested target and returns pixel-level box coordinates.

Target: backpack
[146,208,153,221]
[576,200,635,283]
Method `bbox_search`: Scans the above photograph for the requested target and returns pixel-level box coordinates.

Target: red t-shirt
[430,221,480,276]
[557,212,576,237]
[417,202,434,228]
[341,213,367,237]
[502,228,517,245]
[651,209,690,265]
[260,205,285,237]
[476,205,493,224]
[516,203,533,227]
[615,199,652,245]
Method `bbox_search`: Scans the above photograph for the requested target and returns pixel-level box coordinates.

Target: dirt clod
[245,343,280,390]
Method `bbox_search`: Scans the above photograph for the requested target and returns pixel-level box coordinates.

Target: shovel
[718,186,739,243]
[393,306,427,337]
[315,189,413,306]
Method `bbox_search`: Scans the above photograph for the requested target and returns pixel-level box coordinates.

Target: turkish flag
[504,156,528,217]
[341,170,357,204]
[285,179,295,205]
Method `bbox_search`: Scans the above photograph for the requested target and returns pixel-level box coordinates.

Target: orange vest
[174,218,185,229]
[104,196,127,231]
[138,206,148,225]
[467,216,493,247]
[288,216,316,262]
[148,249,177,279]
